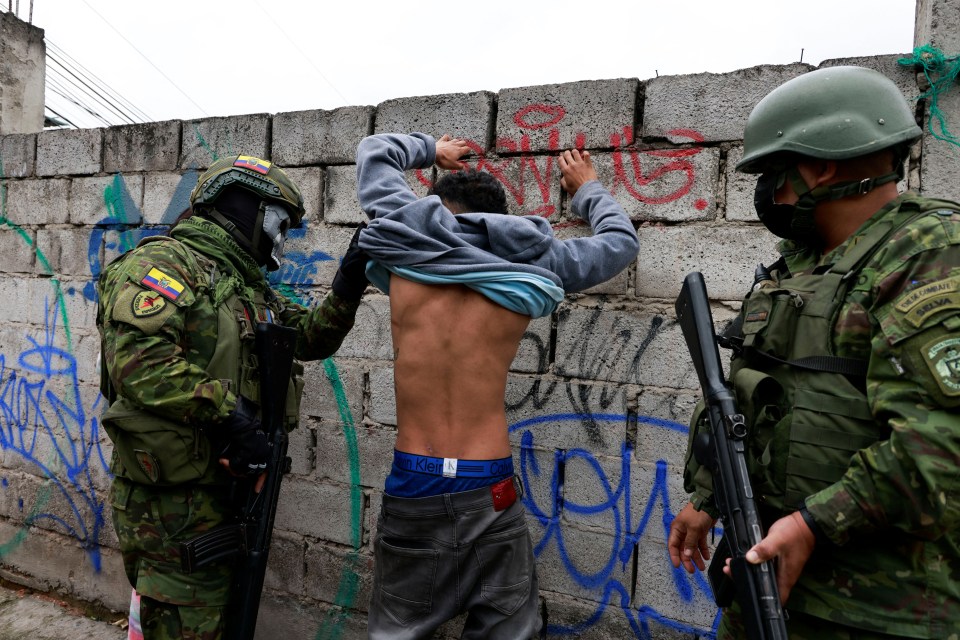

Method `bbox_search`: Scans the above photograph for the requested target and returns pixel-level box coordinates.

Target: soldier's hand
[217,399,270,477]
[668,502,716,573]
[332,224,369,301]
[725,510,815,604]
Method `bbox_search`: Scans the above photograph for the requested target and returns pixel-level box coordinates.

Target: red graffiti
[417,106,707,219]
[609,127,704,205]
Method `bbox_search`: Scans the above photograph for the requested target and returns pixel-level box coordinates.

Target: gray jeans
[368,478,541,639]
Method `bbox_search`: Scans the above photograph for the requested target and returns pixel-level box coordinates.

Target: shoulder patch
[132,291,167,318]
[142,267,185,301]
[922,335,960,397]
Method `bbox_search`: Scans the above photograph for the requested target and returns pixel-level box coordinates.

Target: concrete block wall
[1,20,959,639]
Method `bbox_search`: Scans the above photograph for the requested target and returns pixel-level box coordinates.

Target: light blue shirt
[366,261,564,318]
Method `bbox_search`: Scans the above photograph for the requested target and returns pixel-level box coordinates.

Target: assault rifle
[675,272,788,640]
[180,322,298,640]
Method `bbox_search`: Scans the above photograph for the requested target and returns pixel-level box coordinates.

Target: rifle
[674,272,788,640]
[180,322,298,640]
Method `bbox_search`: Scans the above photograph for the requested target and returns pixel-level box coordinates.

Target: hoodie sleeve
[356,133,437,220]
[548,180,639,292]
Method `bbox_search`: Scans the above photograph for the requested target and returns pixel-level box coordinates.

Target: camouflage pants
[111,477,236,640]
[719,606,910,640]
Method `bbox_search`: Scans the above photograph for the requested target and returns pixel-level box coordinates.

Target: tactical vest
[100,236,304,486]
[726,200,954,515]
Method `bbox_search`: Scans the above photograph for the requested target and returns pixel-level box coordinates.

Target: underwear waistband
[392,450,514,478]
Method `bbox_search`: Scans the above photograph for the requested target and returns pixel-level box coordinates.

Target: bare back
[388,274,530,459]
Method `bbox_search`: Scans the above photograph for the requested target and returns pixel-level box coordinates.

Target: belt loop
[513,474,524,501]
[443,494,455,520]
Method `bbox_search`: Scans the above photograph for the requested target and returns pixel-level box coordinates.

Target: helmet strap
[205,208,261,261]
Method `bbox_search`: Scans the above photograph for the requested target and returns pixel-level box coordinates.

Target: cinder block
[505,375,631,459]
[633,389,701,469]
[554,306,661,384]
[180,113,270,170]
[725,146,756,222]
[264,529,306,596]
[336,294,393,361]
[255,590,369,640]
[496,79,638,153]
[275,477,361,546]
[2,177,70,225]
[104,120,180,173]
[315,421,395,489]
[56,276,101,329]
[585,148,720,222]
[512,315,552,374]
[919,89,960,201]
[37,128,103,176]
[323,165,364,225]
[69,174,144,226]
[35,227,95,277]
[634,527,719,633]
[303,541,373,612]
[300,358,363,424]
[141,170,198,226]
[634,225,779,301]
[541,589,689,640]
[820,54,926,102]
[375,92,495,148]
[0,225,34,272]
[368,365,396,427]
[0,133,35,177]
[916,0,960,55]
[282,166,324,224]
[533,521,632,604]
[273,106,374,165]
[643,64,809,143]
[0,520,130,613]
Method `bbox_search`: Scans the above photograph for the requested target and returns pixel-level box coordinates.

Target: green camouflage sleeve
[276,290,360,361]
[98,241,232,426]
[807,210,960,544]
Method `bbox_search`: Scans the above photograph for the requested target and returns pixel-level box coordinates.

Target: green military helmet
[189,155,306,225]
[737,66,922,174]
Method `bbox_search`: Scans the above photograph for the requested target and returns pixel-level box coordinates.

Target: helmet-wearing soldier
[669,66,960,639]
[96,155,369,639]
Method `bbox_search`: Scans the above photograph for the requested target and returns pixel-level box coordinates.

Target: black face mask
[753,168,820,247]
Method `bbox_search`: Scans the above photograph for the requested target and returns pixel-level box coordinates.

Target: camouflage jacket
[97,216,359,439]
[689,193,960,636]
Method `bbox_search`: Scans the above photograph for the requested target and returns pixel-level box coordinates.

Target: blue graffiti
[0,298,109,568]
[511,413,721,639]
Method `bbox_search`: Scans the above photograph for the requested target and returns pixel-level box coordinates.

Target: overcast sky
[13,0,918,128]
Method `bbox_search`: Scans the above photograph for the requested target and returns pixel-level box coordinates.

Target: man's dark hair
[428,169,508,214]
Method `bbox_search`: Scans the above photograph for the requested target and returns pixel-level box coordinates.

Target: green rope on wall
[898,44,960,148]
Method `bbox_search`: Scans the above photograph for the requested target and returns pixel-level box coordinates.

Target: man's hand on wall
[435,134,470,170]
[559,149,598,196]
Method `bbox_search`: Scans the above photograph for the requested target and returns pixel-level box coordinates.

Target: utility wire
[248,0,350,106]
[44,104,80,129]
[47,54,139,125]
[47,40,153,122]
[46,73,116,127]
[78,0,209,117]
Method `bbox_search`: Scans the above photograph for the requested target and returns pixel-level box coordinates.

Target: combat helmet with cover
[189,155,305,270]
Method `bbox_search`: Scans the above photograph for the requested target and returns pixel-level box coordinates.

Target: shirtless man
[355,132,639,639]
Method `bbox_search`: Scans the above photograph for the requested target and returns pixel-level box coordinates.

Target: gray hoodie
[356,133,639,293]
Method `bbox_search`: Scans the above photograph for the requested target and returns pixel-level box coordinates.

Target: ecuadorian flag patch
[234,155,272,175]
[141,267,185,301]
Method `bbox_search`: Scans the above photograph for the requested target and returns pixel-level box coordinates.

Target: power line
[47,40,153,122]
[78,0,209,117]
[47,54,139,125]
[248,0,350,106]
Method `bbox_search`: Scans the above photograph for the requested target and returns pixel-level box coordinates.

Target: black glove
[331,224,370,301]
[218,396,269,476]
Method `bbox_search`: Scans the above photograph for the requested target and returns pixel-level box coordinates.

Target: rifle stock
[223,322,298,640]
[675,272,788,640]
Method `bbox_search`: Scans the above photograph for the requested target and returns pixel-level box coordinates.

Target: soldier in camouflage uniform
[668,66,960,638]
[96,156,369,639]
